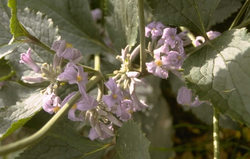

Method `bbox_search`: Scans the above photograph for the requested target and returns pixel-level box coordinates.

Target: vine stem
[229,0,250,30]
[138,0,146,74]
[0,74,102,156]
[213,106,220,159]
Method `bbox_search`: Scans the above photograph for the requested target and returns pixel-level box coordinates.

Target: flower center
[66,42,73,48]
[155,60,162,66]
[113,94,117,99]
[77,75,82,82]
[171,36,175,40]
[53,106,60,113]
[128,110,133,114]
[72,104,77,109]
[177,56,181,60]
[152,28,156,31]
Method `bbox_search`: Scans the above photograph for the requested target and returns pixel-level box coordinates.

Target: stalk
[213,106,220,159]
[138,0,146,74]
[229,0,250,30]
[0,75,102,156]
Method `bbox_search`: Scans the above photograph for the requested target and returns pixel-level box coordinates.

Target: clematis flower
[145,21,165,40]
[130,92,148,111]
[61,91,98,121]
[91,8,102,22]
[206,31,221,40]
[57,63,88,96]
[177,86,204,107]
[20,48,41,73]
[102,78,123,109]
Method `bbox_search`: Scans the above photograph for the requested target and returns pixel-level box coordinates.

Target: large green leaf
[5,7,59,77]
[147,0,220,36]
[208,0,242,29]
[106,0,138,52]
[183,28,250,127]
[113,119,150,159]
[16,0,116,55]
[134,76,174,159]
[17,124,107,159]
[0,82,43,140]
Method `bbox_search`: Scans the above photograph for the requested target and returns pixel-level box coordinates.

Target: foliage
[1,0,250,158]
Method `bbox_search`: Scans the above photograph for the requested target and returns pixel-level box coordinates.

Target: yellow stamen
[128,110,133,114]
[155,60,162,66]
[66,42,73,48]
[77,75,82,82]
[53,106,60,113]
[152,28,156,31]
[177,56,181,60]
[113,94,117,99]
[71,104,77,109]
[171,36,175,39]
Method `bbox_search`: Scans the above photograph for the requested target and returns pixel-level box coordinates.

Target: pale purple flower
[20,48,41,73]
[165,51,185,70]
[116,99,133,121]
[177,87,204,107]
[146,52,169,79]
[145,21,165,40]
[51,40,83,64]
[61,91,97,121]
[206,31,221,40]
[102,78,123,109]
[194,36,205,46]
[88,124,114,141]
[43,93,61,114]
[91,8,102,22]
[162,27,183,48]
[58,63,88,95]
[154,43,169,55]
[130,92,148,111]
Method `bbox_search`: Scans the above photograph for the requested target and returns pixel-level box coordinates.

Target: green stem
[138,0,146,74]
[229,0,250,30]
[213,106,220,159]
[0,75,102,156]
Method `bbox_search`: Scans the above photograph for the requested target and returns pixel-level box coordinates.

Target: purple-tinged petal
[20,48,41,73]
[177,87,192,106]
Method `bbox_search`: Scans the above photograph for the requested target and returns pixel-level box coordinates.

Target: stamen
[77,75,82,82]
[155,60,162,66]
[113,94,117,99]
[72,104,77,109]
[53,106,60,113]
[177,56,182,60]
[66,42,73,48]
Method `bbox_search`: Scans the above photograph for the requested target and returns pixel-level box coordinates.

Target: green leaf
[208,0,242,29]
[113,119,150,159]
[183,28,250,127]
[106,0,138,52]
[0,42,22,59]
[8,0,27,38]
[0,58,13,81]
[5,7,59,77]
[0,82,43,140]
[17,124,107,159]
[17,0,116,55]
[134,76,174,159]
[147,0,220,36]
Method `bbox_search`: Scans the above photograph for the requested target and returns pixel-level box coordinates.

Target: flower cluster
[20,40,148,141]
[145,22,191,79]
